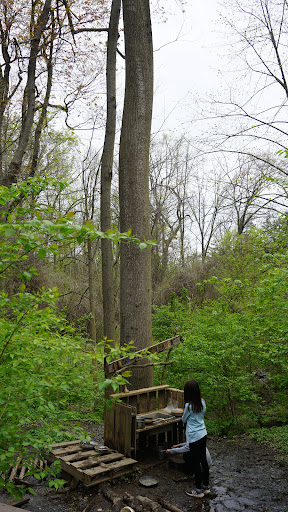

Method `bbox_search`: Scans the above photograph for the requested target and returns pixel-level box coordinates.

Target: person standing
[182,380,210,498]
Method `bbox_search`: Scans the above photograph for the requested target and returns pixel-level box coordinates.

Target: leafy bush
[152,234,288,433]
[0,177,152,496]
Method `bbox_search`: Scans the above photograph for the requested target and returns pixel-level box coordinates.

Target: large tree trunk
[101,0,121,343]
[119,0,153,390]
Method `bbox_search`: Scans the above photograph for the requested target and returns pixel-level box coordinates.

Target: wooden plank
[61,451,97,462]
[138,393,148,414]
[111,384,170,400]
[158,388,166,409]
[167,428,172,446]
[104,402,115,448]
[148,390,156,411]
[172,389,178,407]
[173,423,178,445]
[166,388,172,404]
[114,402,132,456]
[9,457,21,482]
[47,439,81,449]
[178,391,184,408]
[52,445,82,456]
[168,388,184,408]
[84,458,136,477]
[18,466,27,480]
[73,453,123,470]
[136,416,182,433]
[0,504,30,512]
[128,395,138,410]
[131,414,136,455]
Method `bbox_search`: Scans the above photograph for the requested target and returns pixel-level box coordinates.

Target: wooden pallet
[45,440,138,487]
[1,456,46,483]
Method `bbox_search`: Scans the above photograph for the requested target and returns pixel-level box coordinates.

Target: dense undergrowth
[152,228,288,435]
[0,179,144,496]
[249,425,288,465]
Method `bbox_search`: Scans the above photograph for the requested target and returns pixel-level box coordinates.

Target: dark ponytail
[184,380,203,413]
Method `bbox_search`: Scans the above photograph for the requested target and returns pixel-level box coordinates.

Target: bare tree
[149,137,191,291]
[209,0,288,158]
[187,165,227,260]
[221,154,287,234]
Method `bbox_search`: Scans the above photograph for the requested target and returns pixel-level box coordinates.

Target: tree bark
[101,0,121,343]
[119,0,153,389]
[87,236,97,344]
[30,12,55,178]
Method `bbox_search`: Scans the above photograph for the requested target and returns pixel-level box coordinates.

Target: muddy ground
[2,426,288,512]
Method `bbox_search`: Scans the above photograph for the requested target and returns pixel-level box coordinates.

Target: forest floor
[1,424,288,512]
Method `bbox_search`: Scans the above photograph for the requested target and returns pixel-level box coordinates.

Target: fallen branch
[124,492,168,512]
[82,491,120,512]
[157,498,184,512]
[94,485,122,512]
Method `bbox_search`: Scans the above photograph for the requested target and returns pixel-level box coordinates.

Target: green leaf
[38,249,47,259]
[122,371,131,377]
[4,228,15,236]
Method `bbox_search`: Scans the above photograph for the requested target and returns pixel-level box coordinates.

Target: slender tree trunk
[6,0,52,186]
[87,236,97,344]
[101,0,121,343]
[119,0,153,390]
[0,35,10,178]
[87,235,100,411]
[30,12,55,177]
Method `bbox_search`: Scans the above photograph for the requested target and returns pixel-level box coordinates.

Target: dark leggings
[189,435,209,489]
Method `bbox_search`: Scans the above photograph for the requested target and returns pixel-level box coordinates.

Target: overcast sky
[75,0,226,147]
[151,0,222,136]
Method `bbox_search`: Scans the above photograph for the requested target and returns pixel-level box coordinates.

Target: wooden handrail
[111,384,170,399]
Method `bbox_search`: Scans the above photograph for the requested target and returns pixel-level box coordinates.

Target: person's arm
[166,443,180,453]
[167,442,189,454]
[202,399,206,414]
[182,403,189,423]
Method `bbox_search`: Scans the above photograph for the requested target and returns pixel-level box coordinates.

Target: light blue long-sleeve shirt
[182,399,207,443]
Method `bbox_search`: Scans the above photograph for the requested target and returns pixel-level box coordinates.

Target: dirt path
[2,433,288,512]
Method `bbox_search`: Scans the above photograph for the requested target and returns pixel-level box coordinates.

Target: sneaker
[186,488,205,498]
[202,485,211,495]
